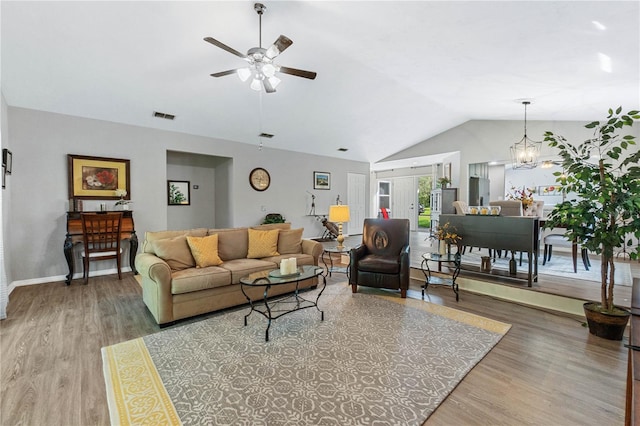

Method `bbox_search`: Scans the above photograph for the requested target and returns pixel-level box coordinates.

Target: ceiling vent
[259,132,274,138]
[337,147,349,152]
[153,111,175,120]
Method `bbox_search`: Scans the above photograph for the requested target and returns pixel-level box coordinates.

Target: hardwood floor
[1,266,630,425]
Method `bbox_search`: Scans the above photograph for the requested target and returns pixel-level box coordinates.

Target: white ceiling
[2,1,639,164]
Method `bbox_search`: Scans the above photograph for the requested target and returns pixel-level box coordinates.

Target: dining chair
[81,212,124,284]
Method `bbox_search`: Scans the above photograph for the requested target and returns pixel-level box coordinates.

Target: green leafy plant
[169,184,186,204]
[262,214,285,224]
[544,107,640,313]
[437,176,451,188]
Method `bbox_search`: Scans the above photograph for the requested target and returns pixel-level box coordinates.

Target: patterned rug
[102,285,510,425]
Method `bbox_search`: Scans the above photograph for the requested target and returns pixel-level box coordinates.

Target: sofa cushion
[247,228,280,259]
[171,266,231,294]
[357,254,400,274]
[263,253,315,267]
[186,234,223,268]
[151,235,195,271]
[214,228,249,261]
[143,228,208,254]
[277,228,303,254]
[219,258,278,284]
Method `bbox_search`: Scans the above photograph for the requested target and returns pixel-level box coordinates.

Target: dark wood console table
[64,211,138,285]
[439,214,540,287]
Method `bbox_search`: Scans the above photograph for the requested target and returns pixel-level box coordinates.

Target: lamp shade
[329,205,350,223]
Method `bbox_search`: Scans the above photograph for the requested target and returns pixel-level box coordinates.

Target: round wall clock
[249,167,271,191]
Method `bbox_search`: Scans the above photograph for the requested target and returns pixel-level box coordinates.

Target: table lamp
[329,204,350,249]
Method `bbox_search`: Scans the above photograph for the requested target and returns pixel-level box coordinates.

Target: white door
[347,173,366,235]
[392,177,417,230]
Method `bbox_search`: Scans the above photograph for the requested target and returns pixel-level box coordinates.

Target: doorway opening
[418,175,433,230]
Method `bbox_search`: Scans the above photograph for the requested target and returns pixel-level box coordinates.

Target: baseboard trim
[410,267,586,318]
[9,267,133,293]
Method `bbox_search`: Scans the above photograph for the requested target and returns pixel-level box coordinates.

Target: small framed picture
[314,171,330,190]
[2,165,5,189]
[168,180,190,205]
[2,149,12,175]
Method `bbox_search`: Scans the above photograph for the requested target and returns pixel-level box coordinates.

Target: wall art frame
[68,154,130,200]
[313,171,330,190]
[168,180,191,205]
[2,149,12,175]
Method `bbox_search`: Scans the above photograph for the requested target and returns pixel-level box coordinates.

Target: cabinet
[378,181,391,216]
[430,188,458,231]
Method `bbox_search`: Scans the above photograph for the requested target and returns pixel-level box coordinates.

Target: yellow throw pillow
[247,228,280,259]
[186,234,223,268]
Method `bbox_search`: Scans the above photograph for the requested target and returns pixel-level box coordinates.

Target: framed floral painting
[68,154,130,200]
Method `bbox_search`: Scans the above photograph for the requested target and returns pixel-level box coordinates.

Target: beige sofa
[135,223,323,325]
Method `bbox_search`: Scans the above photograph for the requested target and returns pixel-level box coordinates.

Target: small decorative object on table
[506,185,535,212]
[434,222,462,254]
[437,176,451,188]
[114,189,132,210]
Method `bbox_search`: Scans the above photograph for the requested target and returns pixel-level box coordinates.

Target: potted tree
[544,107,640,340]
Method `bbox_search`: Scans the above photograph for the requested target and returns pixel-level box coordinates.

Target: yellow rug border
[378,294,512,335]
[102,338,181,426]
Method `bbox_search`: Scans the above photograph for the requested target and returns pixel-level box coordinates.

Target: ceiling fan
[204,2,317,93]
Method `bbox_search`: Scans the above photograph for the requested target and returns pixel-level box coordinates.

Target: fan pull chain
[258,91,263,150]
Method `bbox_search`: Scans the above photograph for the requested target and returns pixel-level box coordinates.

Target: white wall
[5,107,370,284]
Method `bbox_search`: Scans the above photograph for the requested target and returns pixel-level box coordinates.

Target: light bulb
[237,68,251,82]
[266,45,279,59]
[268,76,281,89]
[262,63,276,78]
[250,79,262,91]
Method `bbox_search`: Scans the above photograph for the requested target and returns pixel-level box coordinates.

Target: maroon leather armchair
[349,218,410,298]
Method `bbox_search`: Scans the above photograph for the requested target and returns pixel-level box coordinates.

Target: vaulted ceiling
[2,1,638,164]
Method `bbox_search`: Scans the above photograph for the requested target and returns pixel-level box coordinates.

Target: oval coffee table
[240,265,326,341]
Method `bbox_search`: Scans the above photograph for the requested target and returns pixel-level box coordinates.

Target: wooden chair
[543,233,590,272]
[81,212,123,284]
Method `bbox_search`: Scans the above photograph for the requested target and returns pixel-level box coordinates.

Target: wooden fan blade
[204,37,247,59]
[210,69,238,78]
[266,35,293,59]
[263,78,276,93]
[279,66,317,80]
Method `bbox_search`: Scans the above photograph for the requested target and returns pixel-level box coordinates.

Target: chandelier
[510,101,542,169]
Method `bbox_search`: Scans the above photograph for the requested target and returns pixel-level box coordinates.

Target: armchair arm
[134,252,173,324]
[349,244,367,284]
[399,245,411,288]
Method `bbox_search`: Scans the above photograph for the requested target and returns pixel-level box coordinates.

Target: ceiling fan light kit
[205,2,317,94]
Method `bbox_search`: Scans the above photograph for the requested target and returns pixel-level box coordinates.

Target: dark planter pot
[583,302,631,341]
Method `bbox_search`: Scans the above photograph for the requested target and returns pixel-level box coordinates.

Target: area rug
[102,285,510,426]
[458,249,633,286]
